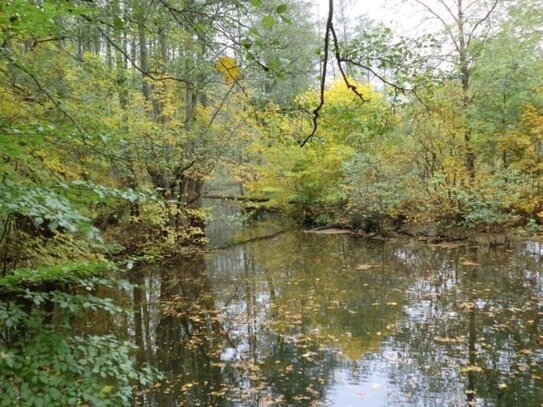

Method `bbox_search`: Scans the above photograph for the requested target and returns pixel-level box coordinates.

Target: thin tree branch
[299,0,333,148]
[2,53,84,133]
[413,0,461,54]
[209,82,236,127]
[436,0,458,21]
[81,14,191,85]
[466,0,500,47]
[330,23,368,103]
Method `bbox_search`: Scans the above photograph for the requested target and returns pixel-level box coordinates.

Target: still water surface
[90,202,543,406]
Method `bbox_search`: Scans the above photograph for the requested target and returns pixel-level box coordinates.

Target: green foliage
[0,329,155,406]
[250,78,391,223]
[0,261,113,291]
[344,149,419,218]
[1,182,94,236]
[343,23,439,87]
[244,0,318,104]
[0,0,85,42]
[0,262,161,406]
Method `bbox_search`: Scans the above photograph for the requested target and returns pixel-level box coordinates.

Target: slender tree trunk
[137,4,152,104]
[457,0,475,180]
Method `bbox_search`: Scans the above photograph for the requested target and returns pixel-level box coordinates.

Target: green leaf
[250,0,262,6]
[276,4,288,14]
[194,21,206,32]
[48,220,59,231]
[242,39,252,49]
[262,15,275,30]
[113,17,123,29]
[101,385,113,394]
[280,15,293,24]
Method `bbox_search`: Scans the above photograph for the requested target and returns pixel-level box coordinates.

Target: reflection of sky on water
[196,230,542,406]
[85,200,542,406]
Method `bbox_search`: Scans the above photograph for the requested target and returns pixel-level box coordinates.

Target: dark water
[85,202,543,406]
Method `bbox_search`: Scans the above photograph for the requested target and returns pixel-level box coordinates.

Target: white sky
[314,0,433,35]
[316,0,401,22]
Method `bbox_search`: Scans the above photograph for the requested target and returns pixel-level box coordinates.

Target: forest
[1,0,542,405]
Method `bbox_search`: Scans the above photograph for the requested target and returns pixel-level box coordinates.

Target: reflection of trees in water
[96,236,542,406]
[208,240,341,406]
[220,233,419,404]
[129,261,229,406]
[385,244,543,406]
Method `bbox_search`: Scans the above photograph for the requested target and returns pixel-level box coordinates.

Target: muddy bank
[306,220,542,246]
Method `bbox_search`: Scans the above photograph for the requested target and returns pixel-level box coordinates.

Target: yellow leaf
[101,385,113,394]
[217,56,240,83]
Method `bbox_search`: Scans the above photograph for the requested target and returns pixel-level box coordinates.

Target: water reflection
[203,199,291,249]
[89,233,542,406]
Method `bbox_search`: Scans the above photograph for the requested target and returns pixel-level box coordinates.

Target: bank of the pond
[304,216,543,246]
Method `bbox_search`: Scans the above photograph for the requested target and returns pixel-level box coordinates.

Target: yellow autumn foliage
[216,56,241,84]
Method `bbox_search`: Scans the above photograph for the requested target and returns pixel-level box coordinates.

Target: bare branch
[413,0,461,53]
[435,0,458,21]
[208,83,236,127]
[466,0,500,47]
[299,0,333,147]
[330,23,368,104]
[338,57,406,91]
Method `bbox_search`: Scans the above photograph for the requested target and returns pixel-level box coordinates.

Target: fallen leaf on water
[356,264,373,270]
[301,351,317,360]
[460,365,484,373]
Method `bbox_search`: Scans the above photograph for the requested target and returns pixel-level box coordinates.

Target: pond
[84,201,543,406]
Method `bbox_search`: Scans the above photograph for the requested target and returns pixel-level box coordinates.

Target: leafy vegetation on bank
[0,261,160,406]
[0,261,113,291]
[245,2,543,231]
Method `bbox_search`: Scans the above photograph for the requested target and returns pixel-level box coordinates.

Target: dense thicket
[0,0,318,271]
[2,0,543,269]
[247,0,543,234]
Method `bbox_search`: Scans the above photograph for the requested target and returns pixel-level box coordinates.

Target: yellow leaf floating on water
[461,260,479,266]
[301,351,317,360]
[356,264,373,270]
[498,383,508,389]
[460,365,484,373]
[433,336,464,344]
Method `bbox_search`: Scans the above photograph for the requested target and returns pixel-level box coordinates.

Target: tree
[249,78,391,223]
[244,0,320,105]
[410,0,507,177]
